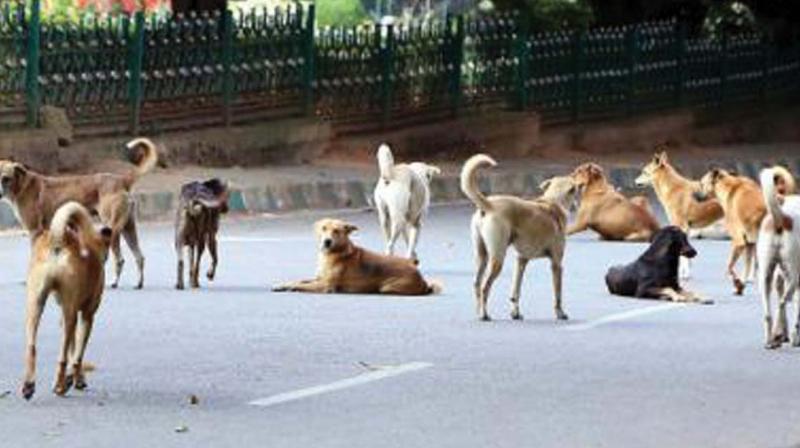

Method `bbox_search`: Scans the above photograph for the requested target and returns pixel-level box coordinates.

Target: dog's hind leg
[377,204,391,253]
[792,285,800,347]
[758,254,779,348]
[406,222,421,264]
[110,233,124,289]
[122,215,145,289]
[472,231,488,319]
[175,243,185,290]
[550,251,569,320]
[773,262,795,346]
[727,244,746,295]
[191,240,205,289]
[53,305,78,396]
[479,221,509,322]
[509,257,529,320]
[70,309,95,391]
[744,244,757,284]
[206,234,218,281]
[21,282,48,400]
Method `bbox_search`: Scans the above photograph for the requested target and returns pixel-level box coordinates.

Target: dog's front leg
[272,278,332,293]
[566,212,589,236]
[206,234,218,281]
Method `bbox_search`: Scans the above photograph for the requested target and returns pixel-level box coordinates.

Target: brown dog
[0,138,157,289]
[272,218,439,295]
[175,178,229,290]
[462,154,568,321]
[636,151,725,232]
[569,163,660,241]
[696,168,766,295]
[21,202,112,400]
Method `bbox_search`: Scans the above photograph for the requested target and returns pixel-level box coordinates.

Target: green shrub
[315,0,369,27]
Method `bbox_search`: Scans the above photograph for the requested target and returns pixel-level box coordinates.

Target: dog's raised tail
[126,137,159,178]
[49,201,100,251]
[377,143,395,182]
[460,154,496,212]
[760,167,789,233]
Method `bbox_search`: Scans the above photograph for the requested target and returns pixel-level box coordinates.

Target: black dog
[604,226,712,304]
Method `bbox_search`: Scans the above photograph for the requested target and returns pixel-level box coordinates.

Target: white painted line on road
[565,303,686,331]
[249,362,433,408]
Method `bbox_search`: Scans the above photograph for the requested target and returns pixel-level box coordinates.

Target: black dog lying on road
[605,226,712,304]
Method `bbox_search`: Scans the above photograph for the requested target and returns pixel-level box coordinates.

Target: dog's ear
[539,178,552,192]
[344,223,358,234]
[13,163,27,179]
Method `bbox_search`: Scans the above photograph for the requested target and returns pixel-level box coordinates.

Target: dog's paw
[698,298,714,305]
[175,283,184,290]
[272,285,290,292]
[21,381,35,401]
[791,332,800,347]
[53,376,72,397]
[74,375,87,391]
[510,310,524,321]
[555,309,569,320]
[479,314,492,322]
[765,340,782,350]
[733,279,745,296]
[206,270,215,281]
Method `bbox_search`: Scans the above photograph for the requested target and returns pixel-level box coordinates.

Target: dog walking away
[605,226,712,304]
[0,138,158,289]
[569,163,660,241]
[175,178,229,290]
[696,168,766,295]
[461,154,568,321]
[756,167,800,349]
[272,218,440,295]
[21,202,112,400]
[373,143,441,264]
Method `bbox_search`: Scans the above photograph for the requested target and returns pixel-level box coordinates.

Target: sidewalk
[2,143,799,229]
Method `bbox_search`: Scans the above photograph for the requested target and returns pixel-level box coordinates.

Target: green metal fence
[1,0,798,137]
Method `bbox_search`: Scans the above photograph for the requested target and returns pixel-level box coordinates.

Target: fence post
[449,15,464,117]
[302,4,316,116]
[514,16,530,111]
[24,0,41,127]
[128,11,145,136]
[760,33,771,105]
[625,25,639,116]
[380,23,394,129]
[571,30,585,123]
[221,9,234,126]
[675,21,687,107]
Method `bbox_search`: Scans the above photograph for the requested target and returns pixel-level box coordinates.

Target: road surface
[0,205,798,447]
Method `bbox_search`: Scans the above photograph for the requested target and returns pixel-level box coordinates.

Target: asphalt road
[1,204,799,448]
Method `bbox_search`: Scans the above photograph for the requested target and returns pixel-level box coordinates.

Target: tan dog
[697,168,767,295]
[462,154,568,321]
[21,202,112,400]
[0,138,157,289]
[636,151,725,231]
[569,163,660,241]
[539,175,580,213]
[272,218,439,295]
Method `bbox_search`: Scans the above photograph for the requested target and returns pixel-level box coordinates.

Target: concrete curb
[1,157,797,229]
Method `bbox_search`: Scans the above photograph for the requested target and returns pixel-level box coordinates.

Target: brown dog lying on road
[175,178,229,290]
[22,202,112,400]
[569,163,660,241]
[272,218,439,295]
[0,138,158,289]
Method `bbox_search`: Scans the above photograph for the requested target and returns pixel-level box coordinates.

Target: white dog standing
[373,143,440,263]
[757,167,800,349]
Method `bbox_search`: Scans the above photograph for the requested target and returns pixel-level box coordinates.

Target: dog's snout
[692,191,707,202]
[682,245,697,258]
[323,238,333,249]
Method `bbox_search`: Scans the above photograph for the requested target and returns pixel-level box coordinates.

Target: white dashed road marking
[565,303,687,331]
[249,362,433,408]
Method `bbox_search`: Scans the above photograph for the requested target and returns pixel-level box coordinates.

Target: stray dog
[636,150,726,279]
[756,167,800,349]
[175,178,229,290]
[272,218,439,295]
[696,168,766,295]
[539,175,580,213]
[21,202,112,400]
[569,163,660,241]
[0,138,158,289]
[461,154,568,321]
[373,143,440,263]
[605,226,711,304]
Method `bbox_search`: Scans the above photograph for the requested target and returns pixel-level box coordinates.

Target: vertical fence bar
[302,4,316,116]
[571,30,585,123]
[449,15,464,117]
[128,11,145,135]
[675,21,687,107]
[625,25,639,116]
[514,16,529,110]
[760,33,771,105]
[380,23,394,129]
[25,0,41,127]
[718,29,728,107]
[221,9,234,126]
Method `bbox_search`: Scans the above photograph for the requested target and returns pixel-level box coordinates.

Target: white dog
[757,167,800,349]
[373,143,440,263]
